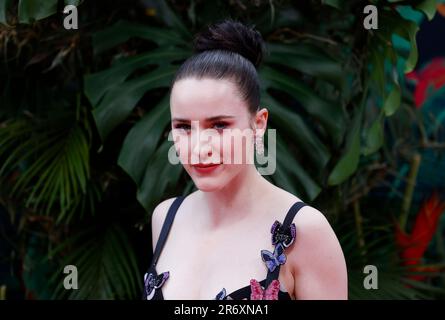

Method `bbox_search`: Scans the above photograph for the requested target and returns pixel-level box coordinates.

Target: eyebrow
[171,115,235,122]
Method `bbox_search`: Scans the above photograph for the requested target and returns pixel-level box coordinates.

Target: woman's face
[170,77,266,192]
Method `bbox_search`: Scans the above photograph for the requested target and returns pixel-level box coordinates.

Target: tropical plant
[1,0,444,299]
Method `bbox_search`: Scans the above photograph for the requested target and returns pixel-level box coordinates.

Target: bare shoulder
[150,197,177,253]
[289,205,348,299]
[293,205,332,229]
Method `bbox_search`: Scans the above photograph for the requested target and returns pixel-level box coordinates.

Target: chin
[194,180,224,192]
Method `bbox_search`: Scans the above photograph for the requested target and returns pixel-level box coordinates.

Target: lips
[193,163,220,168]
[192,163,222,174]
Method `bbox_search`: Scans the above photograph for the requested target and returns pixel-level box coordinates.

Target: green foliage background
[1,0,445,299]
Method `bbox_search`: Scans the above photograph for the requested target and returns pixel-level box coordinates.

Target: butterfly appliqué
[250,279,280,300]
[214,288,236,300]
[215,288,227,300]
[144,271,169,300]
[261,242,286,272]
[271,220,296,247]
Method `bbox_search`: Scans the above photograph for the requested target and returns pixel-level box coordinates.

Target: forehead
[170,78,247,119]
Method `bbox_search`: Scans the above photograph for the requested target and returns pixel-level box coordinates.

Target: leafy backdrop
[1,0,444,299]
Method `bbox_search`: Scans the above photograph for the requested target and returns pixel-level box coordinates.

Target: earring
[255,135,264,155]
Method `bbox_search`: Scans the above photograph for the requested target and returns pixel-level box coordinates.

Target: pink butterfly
[250,279,280,300]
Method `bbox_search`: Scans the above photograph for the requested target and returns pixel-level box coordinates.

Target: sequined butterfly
[271,220,296,247]
[215,288,227,300]
[250,279,280,300]
[261,243,286,272]
[214,288,236,300]
[144,271,169,300]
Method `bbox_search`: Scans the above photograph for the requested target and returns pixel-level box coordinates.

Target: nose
[191,136,213,164]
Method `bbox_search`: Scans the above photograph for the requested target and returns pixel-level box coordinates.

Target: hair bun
[193,19,265,69]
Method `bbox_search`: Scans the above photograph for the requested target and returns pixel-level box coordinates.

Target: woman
[142,19,348,300]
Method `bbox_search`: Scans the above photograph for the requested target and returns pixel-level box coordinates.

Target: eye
[174,123,191,131]
[212,122,228,130]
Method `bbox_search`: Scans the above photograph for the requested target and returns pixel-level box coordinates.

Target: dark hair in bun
[171,19,266,114]
[194,19,264,68]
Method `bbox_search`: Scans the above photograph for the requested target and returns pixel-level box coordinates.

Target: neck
[198,164,272,229]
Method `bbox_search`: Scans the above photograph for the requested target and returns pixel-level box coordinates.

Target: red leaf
[407,58,445,107]
[394,192,445,280]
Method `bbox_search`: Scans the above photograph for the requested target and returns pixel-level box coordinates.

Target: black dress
[142,195,308,300]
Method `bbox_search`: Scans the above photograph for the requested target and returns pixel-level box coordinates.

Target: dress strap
[264,201,308,288]
[151,195,186,268]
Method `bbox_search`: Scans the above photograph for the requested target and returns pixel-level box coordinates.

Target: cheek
[221,131,254,164]
[173,133,190,164]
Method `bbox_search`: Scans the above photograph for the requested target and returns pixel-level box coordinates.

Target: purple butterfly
[215,288,227,300]
[270,220,296,247]
[261,243,286,272]
[144,271,169,300]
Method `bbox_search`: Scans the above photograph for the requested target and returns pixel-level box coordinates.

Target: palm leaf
[50,224,141,299]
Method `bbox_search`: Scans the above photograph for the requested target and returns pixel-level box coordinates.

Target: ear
[253,107,268,136]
